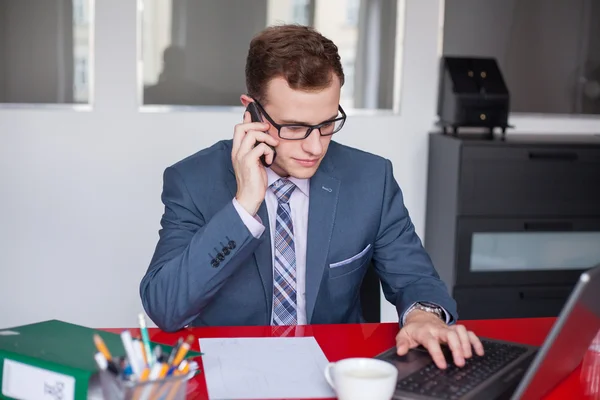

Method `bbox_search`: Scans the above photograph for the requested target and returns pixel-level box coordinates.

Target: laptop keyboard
[396,340,528,399]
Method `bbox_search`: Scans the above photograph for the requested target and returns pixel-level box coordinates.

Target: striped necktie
[270,178,297,325]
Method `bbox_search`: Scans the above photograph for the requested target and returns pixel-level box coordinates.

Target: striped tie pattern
[270,178,298,325]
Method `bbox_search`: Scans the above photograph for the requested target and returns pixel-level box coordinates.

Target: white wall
[442,0,595,115]
[0,0,599,330]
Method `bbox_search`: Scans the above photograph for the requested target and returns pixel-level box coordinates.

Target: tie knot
[270,178,296,203]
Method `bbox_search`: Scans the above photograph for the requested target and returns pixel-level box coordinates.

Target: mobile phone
[246,102,276,167]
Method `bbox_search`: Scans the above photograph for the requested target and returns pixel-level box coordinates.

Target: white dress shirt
[232,168,310,325]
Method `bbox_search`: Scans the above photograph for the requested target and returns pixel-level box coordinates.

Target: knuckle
[428,325,440,334]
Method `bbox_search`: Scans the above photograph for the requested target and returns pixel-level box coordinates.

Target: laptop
[375,264,600,400]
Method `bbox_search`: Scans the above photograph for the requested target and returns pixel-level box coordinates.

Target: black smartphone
[246,102,276,167]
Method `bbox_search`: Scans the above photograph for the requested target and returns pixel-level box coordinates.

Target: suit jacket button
[216,252,225,261]
[222,247,231,256]
[211,259,219,268]
[228,240,236,249]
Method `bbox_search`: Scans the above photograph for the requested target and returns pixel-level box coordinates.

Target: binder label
[2,359,75,400]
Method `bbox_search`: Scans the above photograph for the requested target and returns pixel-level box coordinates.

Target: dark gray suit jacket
[140,140,457,331]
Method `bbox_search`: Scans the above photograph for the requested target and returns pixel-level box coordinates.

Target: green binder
[0,319,200,400]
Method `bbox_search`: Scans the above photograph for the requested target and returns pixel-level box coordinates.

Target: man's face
[243,75,342,179]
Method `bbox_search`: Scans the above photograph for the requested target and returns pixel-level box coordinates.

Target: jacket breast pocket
[328,244,372,279]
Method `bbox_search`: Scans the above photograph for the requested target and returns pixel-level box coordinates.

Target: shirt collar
[266,167,309,197]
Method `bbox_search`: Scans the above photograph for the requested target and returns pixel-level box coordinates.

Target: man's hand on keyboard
[396,310,485,370]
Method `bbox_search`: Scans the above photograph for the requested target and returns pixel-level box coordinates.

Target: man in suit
[140,25,484,370]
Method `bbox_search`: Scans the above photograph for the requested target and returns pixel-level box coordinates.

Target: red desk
[103,317,591,399]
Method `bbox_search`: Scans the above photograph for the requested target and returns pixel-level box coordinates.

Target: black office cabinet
[424,133,600,320]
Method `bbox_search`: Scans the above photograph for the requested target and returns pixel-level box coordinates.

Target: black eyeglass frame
[251,98,347,140]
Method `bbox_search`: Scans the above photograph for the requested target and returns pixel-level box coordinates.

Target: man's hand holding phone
[231,111,278,216]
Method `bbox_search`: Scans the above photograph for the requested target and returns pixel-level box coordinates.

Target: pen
[121,330,142,377]
[167,335,195,375]
[138,313,154,367]
[94,352,120,375]
[167,337,183,365]
[153,344,163,363]
[133,339,147,373]
[138,339,148,367]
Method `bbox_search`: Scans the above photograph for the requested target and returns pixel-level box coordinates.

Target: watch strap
[405,302,444,321]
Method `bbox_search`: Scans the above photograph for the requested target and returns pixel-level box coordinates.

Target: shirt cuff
[232,198,265,239]
[401,302,452,326]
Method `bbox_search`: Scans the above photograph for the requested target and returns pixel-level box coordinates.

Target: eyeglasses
[252,98,346,140]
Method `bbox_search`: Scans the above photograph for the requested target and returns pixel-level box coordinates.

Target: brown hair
[245,24,345,102]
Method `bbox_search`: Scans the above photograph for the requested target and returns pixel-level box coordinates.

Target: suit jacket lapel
[306,159,340,323]
[226,164,273,323]
[254,202,273,320]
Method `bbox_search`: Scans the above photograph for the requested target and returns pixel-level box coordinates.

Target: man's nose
[302,128,323,156]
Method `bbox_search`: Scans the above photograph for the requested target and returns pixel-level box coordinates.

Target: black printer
[437,56,511,136]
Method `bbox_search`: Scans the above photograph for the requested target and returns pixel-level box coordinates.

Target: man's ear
[240,94,253,108]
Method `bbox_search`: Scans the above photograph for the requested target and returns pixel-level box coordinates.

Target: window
[140,0,404,110]
[0,0,92,105]
[342,59,355,108]
[441,0,600,116]
[346,0,360,26]
[292,0,310,25]
[471,232,600,272]
[73,0,87,25]
[74,57,88,103]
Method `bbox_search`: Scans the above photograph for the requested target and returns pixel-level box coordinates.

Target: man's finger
[443,330,465,367]
[454,325,473,359]
[232,120,270,157]
[238,129,277,157]
[248,143,276,165]
[232,112,252,155]
[468,331,485,356]
[396,335,410,356]
[423,336,447,370]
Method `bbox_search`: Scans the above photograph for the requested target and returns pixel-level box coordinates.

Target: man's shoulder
[168,139,233,176]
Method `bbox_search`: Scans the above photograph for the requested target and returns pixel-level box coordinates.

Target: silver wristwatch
[407,302,444,320]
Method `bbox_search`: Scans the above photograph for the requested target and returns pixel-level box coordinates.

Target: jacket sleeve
[372,159,458,324]
[140,166,263,331]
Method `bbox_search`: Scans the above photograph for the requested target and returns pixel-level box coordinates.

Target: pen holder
[98,370,189,400]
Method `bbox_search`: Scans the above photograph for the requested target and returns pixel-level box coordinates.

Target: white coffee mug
[324,357,398,400]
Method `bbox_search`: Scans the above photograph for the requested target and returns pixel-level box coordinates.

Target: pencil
[93,334,112,361]
[171,335,195,367]
[139,367,150,382]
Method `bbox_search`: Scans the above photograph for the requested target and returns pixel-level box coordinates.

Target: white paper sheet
[199,336,335,399]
